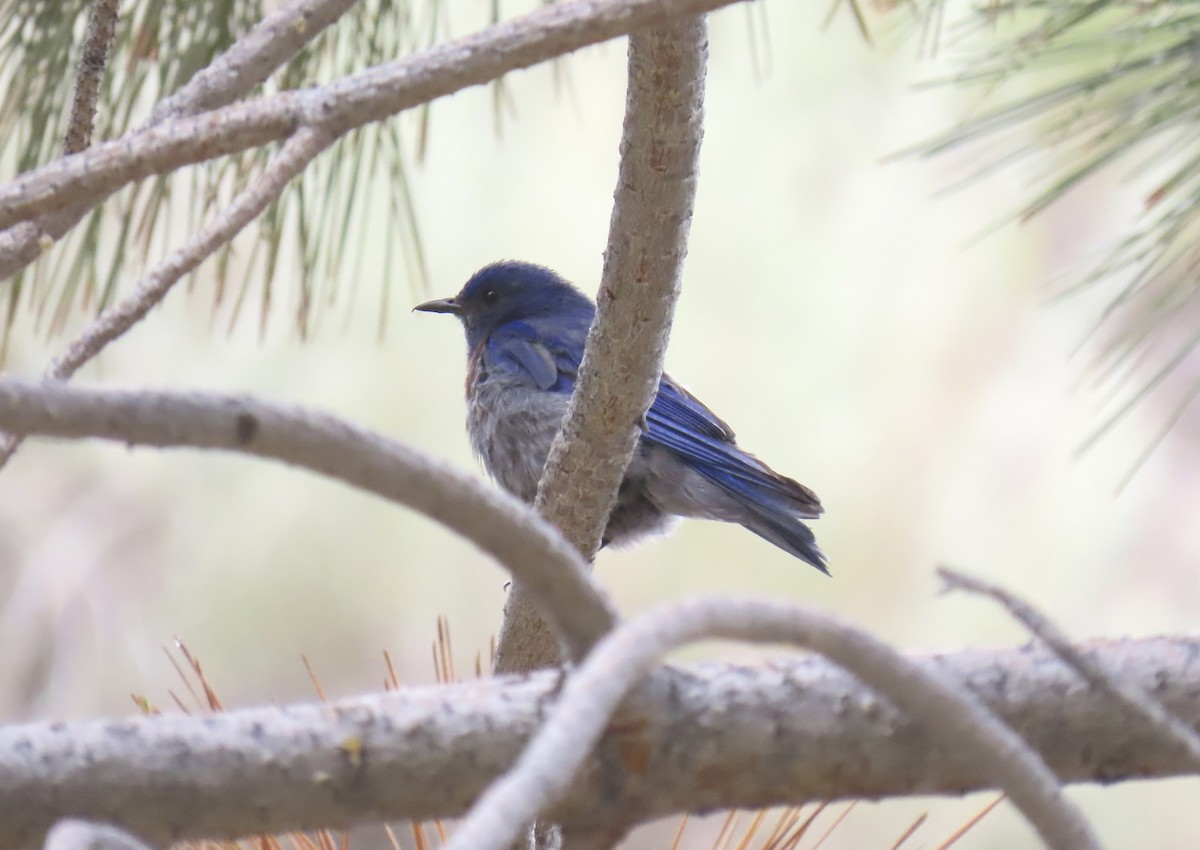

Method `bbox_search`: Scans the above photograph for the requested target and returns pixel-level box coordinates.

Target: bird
[414,260,827,573]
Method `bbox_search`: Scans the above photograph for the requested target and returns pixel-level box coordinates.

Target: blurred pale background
[2,1,1199,847]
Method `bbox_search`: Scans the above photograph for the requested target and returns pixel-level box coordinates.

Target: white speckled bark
[0,639,1194,848]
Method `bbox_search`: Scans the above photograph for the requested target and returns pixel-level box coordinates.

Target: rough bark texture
[0,639,1195,848]
[495,18,709,675]
[941,567,1200,767]
[468,598,1102,850]
[63,0,121,155]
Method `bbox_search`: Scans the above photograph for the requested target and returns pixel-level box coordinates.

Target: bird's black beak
[413,297,461,315]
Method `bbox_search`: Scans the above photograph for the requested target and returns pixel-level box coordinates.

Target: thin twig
[0,0,361,282]
[938,567,1200,766]
[63,0,122,155]
[494,15,709,674]
[43,821,155,850]
[148,0,362,125]
[450,597,1103,850]
[0,126,333,470]
[0,0,745,239]
[0,378,616,660]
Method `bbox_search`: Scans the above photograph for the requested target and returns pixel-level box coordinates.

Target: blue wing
[485,320,585,393]
[643,377,825,570]
[643,376,822,517]
[483,326,826,569]
[485,320,823,531]
[487,324,819,514]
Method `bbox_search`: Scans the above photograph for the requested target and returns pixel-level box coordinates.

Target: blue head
[414,261,595,349]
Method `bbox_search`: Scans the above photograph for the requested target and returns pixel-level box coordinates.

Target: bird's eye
[483,289,499,306]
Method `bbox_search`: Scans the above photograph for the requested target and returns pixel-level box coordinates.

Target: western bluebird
[415,261,827,573]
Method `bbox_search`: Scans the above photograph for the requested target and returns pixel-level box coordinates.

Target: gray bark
[0,639,1193,848]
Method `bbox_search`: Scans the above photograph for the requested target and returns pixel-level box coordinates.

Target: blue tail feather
[741,507,828,574]
[640,374,826,571]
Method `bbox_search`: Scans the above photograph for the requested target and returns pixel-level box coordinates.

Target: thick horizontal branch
[0,378,616,660]
[0,639,1195,848]
[0,0,745,233]
[457,597,1097,850]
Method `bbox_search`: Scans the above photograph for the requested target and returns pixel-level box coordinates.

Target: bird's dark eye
[483,289,499,306]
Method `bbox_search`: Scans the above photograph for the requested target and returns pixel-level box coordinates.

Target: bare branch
[0,379,616,660]
[456,597,1102,850]
[148,0,362,125]
[63,0,122,155]
[495,16,709,674]
[0,127,334,470]
[939,567,1200,767]
[0,639,1195,848]
[0,0,360,282]
[0,0,744,238]
[3,0,126,289]
[43,821,156,850]
[540,20,707,563]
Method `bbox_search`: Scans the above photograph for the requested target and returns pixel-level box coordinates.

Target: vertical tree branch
[494,17,709,675]
[63,0,122,156]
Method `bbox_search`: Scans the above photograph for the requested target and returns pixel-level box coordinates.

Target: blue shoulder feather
[485,319,584,393]
[485,321,821,522]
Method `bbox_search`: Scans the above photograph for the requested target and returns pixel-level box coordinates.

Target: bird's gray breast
[466,368,570,503]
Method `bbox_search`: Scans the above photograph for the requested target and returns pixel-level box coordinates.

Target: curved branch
[43,821,154,850]
[0,0,360,282]
[0,639,1195,848]
[0,0,743,236]
[455,597,1102,850]
[0,126,334,471]
[494,16,709,674]
[0,378,615,660]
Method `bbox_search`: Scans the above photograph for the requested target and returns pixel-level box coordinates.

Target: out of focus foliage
[886,0,1200,466]
[0,0,432,339]
[6,0,1200,454]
